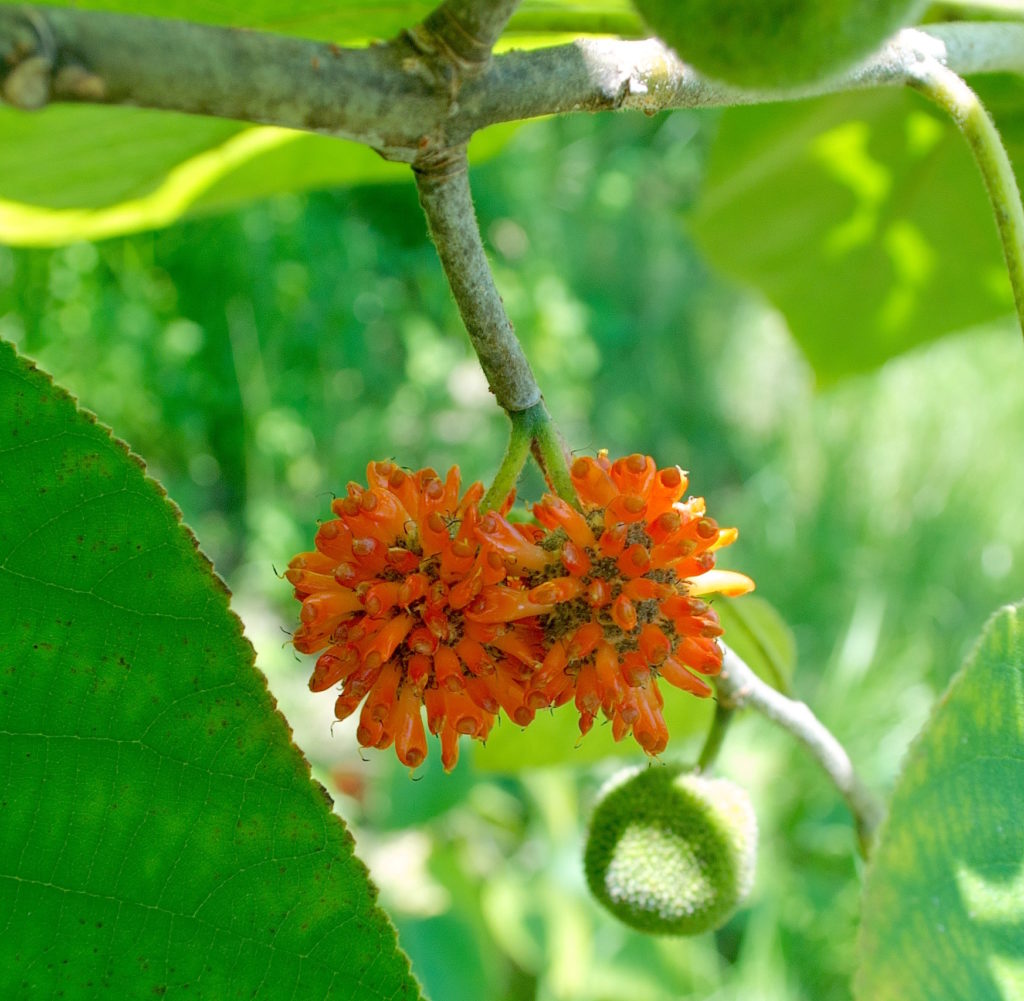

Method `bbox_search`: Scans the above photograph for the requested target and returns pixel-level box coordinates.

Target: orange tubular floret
[585,578,612,608]
[610,594,638,632]
[309,648,359,692]
[358,487,413,542]
[392,684,428,769]
[423,686,446,734]
[464,675,500,714]
[646,466,688,520]
[674,636,723,675]
[622,577,670,601]
[598,524,627,559]
[605,492,647,527]
[355,706,384,749]
[476,512,551,571]
[300,590,364,630]
[594,642,626,712]
[659,655,713,697]
[419,510,452,559]
[455,637,494,677]
[610,453,657,497]
[290,550,340,576]
[448,565,485,611]
[621,650,650,687]
[314,520,355,561]
[638,623,671,665]
[686,568,756,597]
[528,577,584,605]
[364,660,401,723]
[351,536,389,575]
[632,686,668,755]
[434,645,465,692]
[488,626,542,666]
[286,568,340,596]
[448,690,488,737]
[466,585,555,624]
[616,543,651,578]
[406,652,433,694]
[493,673,533,727]
[571,456,619,507]
[575,662,601,717]
[440,725,460,771]
[533,495,596,551]
[528,639,569,694]
[364,581,401,618]
[560,539,591,576]
[360,613,415,663]
[567,621,603,661]
[406,626,439,656]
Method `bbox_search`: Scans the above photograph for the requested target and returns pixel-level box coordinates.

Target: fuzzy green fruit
[584,764,757,936]
[632,0,925,89]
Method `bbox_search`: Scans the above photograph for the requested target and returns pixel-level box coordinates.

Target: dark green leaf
[0,339,423,1000]
[855,600,1024,1001]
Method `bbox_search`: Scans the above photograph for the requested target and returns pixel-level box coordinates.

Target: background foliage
[3,17,1024,998]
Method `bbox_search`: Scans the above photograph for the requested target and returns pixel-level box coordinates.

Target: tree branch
[3,9,1024,162]
[715,645,885,856]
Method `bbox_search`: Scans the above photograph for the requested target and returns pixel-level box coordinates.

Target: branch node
[54,63,106,101]
[2,52,51,109]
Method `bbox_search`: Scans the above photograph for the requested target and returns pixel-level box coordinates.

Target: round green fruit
[584,764,757,936]
[631,0,926,90]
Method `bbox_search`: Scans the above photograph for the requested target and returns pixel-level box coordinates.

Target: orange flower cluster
[288,454,753,771]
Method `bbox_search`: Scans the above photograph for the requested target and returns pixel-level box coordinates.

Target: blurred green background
[3,107,1023,1000]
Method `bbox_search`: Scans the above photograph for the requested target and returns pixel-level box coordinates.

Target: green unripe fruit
[584,764,757,935]
[631,0,926,90]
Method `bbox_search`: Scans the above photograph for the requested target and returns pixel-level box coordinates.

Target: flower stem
[696,700,734,773]
[907,58,1024,342]
[716,645,884,857]
[482,402,577,510]
[531,409,576,505]
[482,408,535,511]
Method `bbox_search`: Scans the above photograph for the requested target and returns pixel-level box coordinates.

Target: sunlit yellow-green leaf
[0,0,640,245]
[474,685,712,771]
[690,86,1018,379]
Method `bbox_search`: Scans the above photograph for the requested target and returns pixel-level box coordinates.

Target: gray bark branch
[716,645,885,854]
[2,9,1024,163]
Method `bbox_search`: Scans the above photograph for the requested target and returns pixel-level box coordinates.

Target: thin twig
[413,146,541,413]
[716,645,884,856]
[906,58,1024,341]
[418,0,523,70]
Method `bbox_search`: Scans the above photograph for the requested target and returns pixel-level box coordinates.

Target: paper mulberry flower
[468,453,754,757]
[288,462,544,772]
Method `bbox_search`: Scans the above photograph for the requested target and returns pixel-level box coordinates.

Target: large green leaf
[0,0,639,245]
[690,86,1019,380]
[0,339,423,999]
[855,600,1024,1001]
